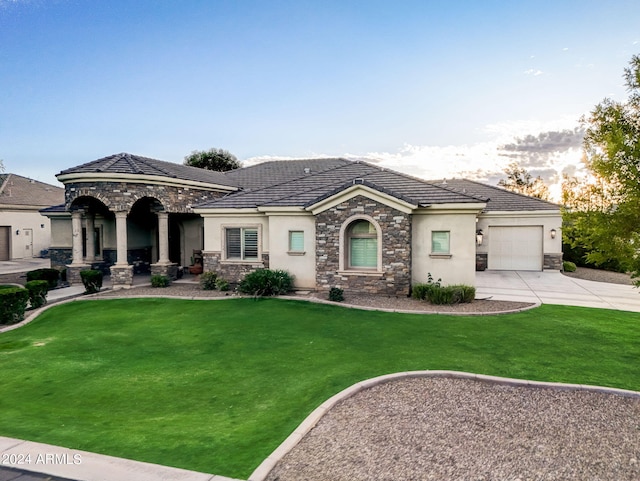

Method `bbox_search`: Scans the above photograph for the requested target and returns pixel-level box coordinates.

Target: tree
[184,148,240,172]
[570,54,640,282]
[497,162,551,200]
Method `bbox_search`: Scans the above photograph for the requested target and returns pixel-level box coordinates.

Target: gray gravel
[265,377,640,481]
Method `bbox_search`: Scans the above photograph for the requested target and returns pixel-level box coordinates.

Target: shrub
[412,274,475,305]
[0,286,29,324]
[563,261,577,272]
[328,287,344,302]
[200,271,218,290]
[25,280,48,309]
[80,269,103,294]
[216,278,230,291]
[238,269,294,297]
[151,274,170,288]
[26,268,60,290]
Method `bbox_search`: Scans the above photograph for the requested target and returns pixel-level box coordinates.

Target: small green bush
[80,269,103,294]
[151,274,170,288]
[238,269,294,297]
[563,261,577,272]
[216,278,230,291]
[0,286,29,324]
[328,287,344,302]
[26,268,60,290]
[25,280,49,309]
[200,271,218,290]
[412,274,475,305]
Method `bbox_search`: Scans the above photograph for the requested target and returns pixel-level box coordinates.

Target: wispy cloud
[524,68,543,76]
[243,118,587,201]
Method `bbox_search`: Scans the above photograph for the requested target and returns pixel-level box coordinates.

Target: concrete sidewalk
[476,270,640,312]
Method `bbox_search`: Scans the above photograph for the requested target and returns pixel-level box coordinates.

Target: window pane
[431,231,450,253]
[226,228,241,258]
[351,237,377,267]
[351,220,375,235]
[289,231,304,251]
[243,229,258,259]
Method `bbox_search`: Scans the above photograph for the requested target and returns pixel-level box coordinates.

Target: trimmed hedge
[238,269,294,297]
[25,280,48,309]
[329,287,345,302]
[0,286,29,325]
[80,270,103,294]
[26,268,60,290]
[563,261,577,272]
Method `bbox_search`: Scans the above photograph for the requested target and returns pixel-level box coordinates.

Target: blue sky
[1,0,639,197]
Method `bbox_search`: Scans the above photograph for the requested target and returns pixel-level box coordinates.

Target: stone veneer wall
[202,252,270,283]
[65,181,226,213]
[50,248,72,269]
[315,195,411,296]
[476,253,488,271]
[544,253,563,270]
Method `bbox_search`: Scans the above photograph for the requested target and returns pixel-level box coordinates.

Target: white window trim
[288,230,306,256]
[338,215,383,273]
[221,224,262,262]
[430,230,452,258]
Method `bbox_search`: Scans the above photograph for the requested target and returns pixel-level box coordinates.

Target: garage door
[488,226,543,271]
[0,226,10,261]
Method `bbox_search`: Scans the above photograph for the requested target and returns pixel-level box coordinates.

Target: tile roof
[434,178,560,212]
[197,159,488,209]
[57,152,238,188]
[0,174,65,208]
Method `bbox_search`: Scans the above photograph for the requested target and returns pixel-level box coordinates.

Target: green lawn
[0,298,639,478]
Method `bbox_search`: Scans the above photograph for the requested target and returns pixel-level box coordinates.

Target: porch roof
[57,152,239,188]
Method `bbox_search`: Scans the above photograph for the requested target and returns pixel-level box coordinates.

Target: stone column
[110,210,133,289]
[66,210,90,285]
[71,210,85,266]
[150,211,178,280]
[157,211,170,265]
[114,211,128,267]
[84,212,96,262]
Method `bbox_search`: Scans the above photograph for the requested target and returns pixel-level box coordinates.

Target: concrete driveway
[476,270,640,313]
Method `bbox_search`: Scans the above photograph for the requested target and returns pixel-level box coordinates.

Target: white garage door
[488,226,543,271]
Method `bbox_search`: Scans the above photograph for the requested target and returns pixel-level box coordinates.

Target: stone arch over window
[339,215,382,272]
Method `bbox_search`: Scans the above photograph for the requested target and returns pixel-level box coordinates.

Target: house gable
[306,184,418,215]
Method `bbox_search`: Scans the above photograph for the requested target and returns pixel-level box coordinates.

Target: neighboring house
[44,153,562,293]
[0,173,65,261]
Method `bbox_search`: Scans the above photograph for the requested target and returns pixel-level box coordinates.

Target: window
[431,231,450,254]
[348,220,377,268]
[289,231,304,253]
[226,227,258,260]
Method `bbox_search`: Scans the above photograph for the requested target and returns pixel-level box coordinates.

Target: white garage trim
[488,225,543,271]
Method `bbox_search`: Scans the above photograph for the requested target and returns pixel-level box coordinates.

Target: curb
[248,370,640,481]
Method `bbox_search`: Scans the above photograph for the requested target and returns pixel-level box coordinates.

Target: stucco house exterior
[0,173,65,261]
[44,153,562,293]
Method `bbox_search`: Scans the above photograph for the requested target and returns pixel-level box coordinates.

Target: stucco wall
[0,209,53,259]
[267,214,316,289]
[412,211,477,286]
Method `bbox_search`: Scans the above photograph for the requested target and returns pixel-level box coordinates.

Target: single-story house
[0,173,65,261]
[44,153,562,293]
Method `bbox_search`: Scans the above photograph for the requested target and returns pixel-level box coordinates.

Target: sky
[1,0,639,199]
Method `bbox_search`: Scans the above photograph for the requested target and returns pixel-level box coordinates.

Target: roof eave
[56,172,238,193]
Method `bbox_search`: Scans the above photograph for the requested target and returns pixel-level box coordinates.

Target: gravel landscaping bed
[89,282,534,314]
[562,267,634,285]
[265,377,640,481]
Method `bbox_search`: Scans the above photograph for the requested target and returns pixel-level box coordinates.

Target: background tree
[184,148,240,172]
[497,162,551,200]
[566,54,640,282]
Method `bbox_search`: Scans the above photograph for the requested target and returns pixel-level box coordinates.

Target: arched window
[347,219,378,269]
